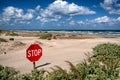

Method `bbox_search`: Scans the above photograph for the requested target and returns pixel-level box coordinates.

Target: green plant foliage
[0,38,8,42]
[21,69,45,80]
[40,33,52,39]
[46,69,66,80]
[0,65,19,80]
[31,69,45,80]
[93,43,120,61]
[0,43,120,80]
[76,61,109,80]
[66,61,82,80]
[92,43,120,79]
[0,30,4,34]
[21,73,32,80]
[0,30,7,35]
[6,31,19,36]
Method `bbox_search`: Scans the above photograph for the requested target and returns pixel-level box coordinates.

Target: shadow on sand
[35,63,51,69]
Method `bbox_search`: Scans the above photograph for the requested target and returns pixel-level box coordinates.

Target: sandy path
[0,36,120,73]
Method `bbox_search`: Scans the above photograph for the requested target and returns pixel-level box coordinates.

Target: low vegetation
[6,31,19,36]
[0,38,8,42]
[0,43,120,80]
[40,33,52,40]
[0,65,19,80]
[0,30,7,35]
[0,30,19,36]
[0,30,4,34]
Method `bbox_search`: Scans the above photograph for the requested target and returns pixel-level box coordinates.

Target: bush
[20,69,45,80]
[76,61,114,80]
[46,69,66,80]
[0,65,19,80]
[0,43,120,80]
[0,38,8,42]
[40,33,52,39]
[93,43,120,60]
[0,30,3,34]
[92,43,120,79]
[6,31,19,36]
[93,43,120,67]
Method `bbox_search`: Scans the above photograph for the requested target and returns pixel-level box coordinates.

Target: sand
[0,34,120,74]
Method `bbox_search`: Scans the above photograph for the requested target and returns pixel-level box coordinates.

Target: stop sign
[26,44,42,62]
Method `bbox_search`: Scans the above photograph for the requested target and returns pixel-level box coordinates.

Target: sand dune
[0,35,120,73]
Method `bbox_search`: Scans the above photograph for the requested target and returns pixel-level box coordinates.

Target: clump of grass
[56,34,61,36]
[40,33,52,40]
[0,30,3,34]
[55,65,72,80]
[0,65,19,80]
[92,43,120,79]
[0,38,8,42]
[6,31,19,36]
[53,36,57,39]
[0,30,7,35]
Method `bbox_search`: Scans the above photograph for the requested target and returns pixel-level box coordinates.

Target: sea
[46,30,120,36]
[46,30,120,37]
[3,29,120,37]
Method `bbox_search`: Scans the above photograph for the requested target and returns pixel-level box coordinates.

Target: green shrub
[93,43,120,60]
[21,73,32,80]
[0,30,6,35]
[92,43,120,79]
[76,61,112,80]
[21,69,45,80]
[0,65,19,80]
[93,43,120,67]
[47,37,51,40]
[0,38,8,42]
[0,43,120,80]
[0,30,3,34]
[6,31,19,36]
[40,33,52,39]
[46,69,66,80]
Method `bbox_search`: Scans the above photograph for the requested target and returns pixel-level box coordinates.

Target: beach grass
[0,38,8,42]
[6,31,19,36]
[40,33,52,40]
[0,43,119,80]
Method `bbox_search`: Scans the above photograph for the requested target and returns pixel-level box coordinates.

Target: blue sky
[0,0,120,30]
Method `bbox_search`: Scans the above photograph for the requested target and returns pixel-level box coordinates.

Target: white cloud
[2,6,23,21]
[35,5,41,11]
[69,20,75,26]
[77,21,85,25]
[41,15,61,22]
[101,0,120,15]
[117,17,120,21]
[40,0,96,22]
[104,0,115,5]
[0,1,96,25]
[115,4,120,7]
[92,16,119,26]
[40,9,62,22]
[36,16,41,20]
[22,13,33,20]
[75,16,120,27]
[22,9,34,20]
[109,9,120,15]
[1,6,34,25]
[49,0,96,16]
[94,16,110,23]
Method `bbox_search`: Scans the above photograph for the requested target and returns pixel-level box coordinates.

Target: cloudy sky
[0,0,120,30]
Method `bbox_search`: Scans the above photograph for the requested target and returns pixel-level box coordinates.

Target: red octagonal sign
[26,44,42,62]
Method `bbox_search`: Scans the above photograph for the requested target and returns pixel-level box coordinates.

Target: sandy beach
[0,32,120,74]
